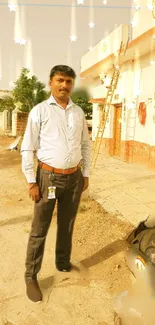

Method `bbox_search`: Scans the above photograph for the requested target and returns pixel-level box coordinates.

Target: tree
[71,87,92,118]
[12,68,49,112]
[0,95,15,112]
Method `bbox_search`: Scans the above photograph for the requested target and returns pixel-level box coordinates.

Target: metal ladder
[91,39,129,169]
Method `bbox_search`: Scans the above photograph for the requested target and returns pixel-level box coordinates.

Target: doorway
[113,104,122,157]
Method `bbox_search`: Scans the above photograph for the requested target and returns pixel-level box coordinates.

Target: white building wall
[81,3,155,147]
[133,64,155,145]
[132,0,155,40]
[92,59,155,146]
[92,104,100,141]
[92,65,136,142]
[81,25,129,73]
[114,59,155,146]
[107,53,155,147]
[92,84,114,141]
[92,103,114,141]
[117,66,135,141]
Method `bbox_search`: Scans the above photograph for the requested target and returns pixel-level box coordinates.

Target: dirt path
[0,136,133,325]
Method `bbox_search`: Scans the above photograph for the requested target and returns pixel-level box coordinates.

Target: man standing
[21,65,91,303]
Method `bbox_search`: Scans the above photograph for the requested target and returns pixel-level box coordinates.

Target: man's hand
[83,177,89,192]
[28,183,40,202]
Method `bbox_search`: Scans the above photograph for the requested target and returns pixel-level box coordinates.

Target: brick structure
[16,111,28,135]
[12,108,28,136]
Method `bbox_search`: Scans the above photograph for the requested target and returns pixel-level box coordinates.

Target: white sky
[0,0,132,90]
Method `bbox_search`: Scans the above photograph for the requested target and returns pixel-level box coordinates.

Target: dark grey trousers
[25,166,84,281]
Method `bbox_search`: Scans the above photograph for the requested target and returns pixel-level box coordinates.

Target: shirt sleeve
[21,106,40,183]
[81,116,91,177]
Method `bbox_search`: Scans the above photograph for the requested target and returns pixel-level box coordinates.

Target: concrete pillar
[0,112,3,129]
[7,110,12,130]
[2,110,8,131]
[12,108,21,136]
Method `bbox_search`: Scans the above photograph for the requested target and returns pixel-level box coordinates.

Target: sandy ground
[0,135,133,325]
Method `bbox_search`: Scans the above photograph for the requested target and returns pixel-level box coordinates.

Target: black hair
[49,65,76,79]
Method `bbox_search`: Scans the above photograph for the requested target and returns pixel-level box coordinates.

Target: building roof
[0,90,12,98]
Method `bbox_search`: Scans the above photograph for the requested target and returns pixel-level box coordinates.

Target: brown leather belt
[38,160,81,175]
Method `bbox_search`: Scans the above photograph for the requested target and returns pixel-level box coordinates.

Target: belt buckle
[62,169,66,175]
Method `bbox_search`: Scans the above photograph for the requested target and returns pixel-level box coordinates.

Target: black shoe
[26,279,42,303]
[56,263,72,272]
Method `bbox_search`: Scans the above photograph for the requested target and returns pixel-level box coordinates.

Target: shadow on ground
[0,214,32,227]
[39,275,54,290]
[0,150,20,169]
[81,237,127,268]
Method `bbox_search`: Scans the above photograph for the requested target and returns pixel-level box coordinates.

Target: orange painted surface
[99,138,155,170]
[113,106,122,157]
[88,98,106,103]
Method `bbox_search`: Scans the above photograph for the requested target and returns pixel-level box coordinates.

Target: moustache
[60,88,69,93]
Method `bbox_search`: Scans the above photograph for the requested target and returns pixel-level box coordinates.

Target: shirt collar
[47,94,74,109]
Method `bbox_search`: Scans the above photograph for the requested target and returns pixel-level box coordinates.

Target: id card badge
[48,186,56,199]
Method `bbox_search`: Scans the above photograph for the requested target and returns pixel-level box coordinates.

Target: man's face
[49,73,74,101]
